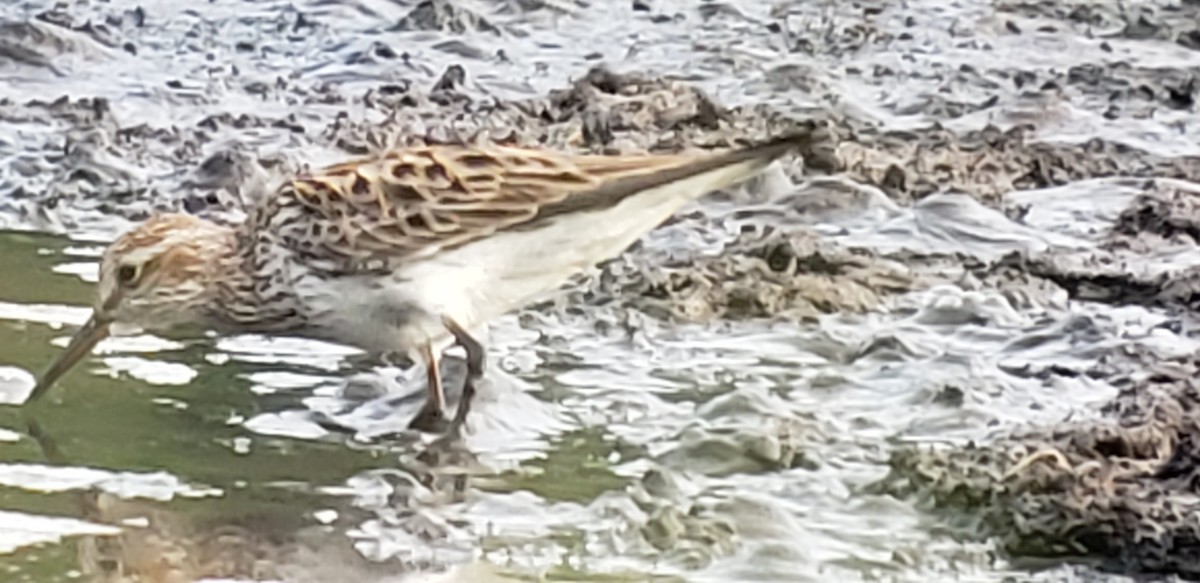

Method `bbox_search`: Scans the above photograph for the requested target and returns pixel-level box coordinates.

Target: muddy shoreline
[3,0,1200,581]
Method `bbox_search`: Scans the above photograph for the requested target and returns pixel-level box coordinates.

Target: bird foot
[408,401,450,433]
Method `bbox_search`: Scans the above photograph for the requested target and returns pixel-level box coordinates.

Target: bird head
[27,214,232,403]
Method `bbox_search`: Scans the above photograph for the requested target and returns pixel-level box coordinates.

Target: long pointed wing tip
[757,128,818,157]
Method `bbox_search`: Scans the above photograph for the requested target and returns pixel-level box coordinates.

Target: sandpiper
[26,133,809,432]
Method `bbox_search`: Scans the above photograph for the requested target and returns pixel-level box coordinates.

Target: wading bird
[28,134,808,434]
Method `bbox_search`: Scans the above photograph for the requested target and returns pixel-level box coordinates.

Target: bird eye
[116,264,140,286]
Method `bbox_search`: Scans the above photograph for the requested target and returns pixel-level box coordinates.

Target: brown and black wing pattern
[252,145,693,272]
[247,133,808,274]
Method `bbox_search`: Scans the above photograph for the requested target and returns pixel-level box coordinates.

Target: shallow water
[0,206,1181,582]
[2,0,1200,581]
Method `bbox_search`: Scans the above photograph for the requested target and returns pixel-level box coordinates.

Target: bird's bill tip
[25,314,111,405]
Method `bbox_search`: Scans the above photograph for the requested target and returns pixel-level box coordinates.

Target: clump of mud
[1112,180,1200,246]
[873,352,1200,578]
[839,126,1200,206]
[962,180,1200,310]
[996,0,1200,49]
[555,227,918,322]
[395,0,499,35]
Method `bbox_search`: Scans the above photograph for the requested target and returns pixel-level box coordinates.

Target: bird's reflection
[77,490,283,582]
[65,454,484,581]
[13,401,489,582]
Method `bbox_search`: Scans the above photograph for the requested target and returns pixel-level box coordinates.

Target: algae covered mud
[1,0,1200,581]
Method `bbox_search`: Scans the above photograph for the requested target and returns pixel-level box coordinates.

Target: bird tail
[533,132,811,221]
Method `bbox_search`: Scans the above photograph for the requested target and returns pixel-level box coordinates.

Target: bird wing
[255,136,805,272]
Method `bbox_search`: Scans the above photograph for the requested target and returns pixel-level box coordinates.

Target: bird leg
[408,343,448,432]
[408,319,485,434]
[442,316,485,434]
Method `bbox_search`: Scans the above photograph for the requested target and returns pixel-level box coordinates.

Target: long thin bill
[26,314,111,404]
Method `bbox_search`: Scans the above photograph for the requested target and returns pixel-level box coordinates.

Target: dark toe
[408,403,449,433]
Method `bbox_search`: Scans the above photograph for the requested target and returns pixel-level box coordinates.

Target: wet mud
[3,0,1200,581]
[875,351,1200,578]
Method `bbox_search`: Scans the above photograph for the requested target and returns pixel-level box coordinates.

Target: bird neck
[204,227,307,334]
